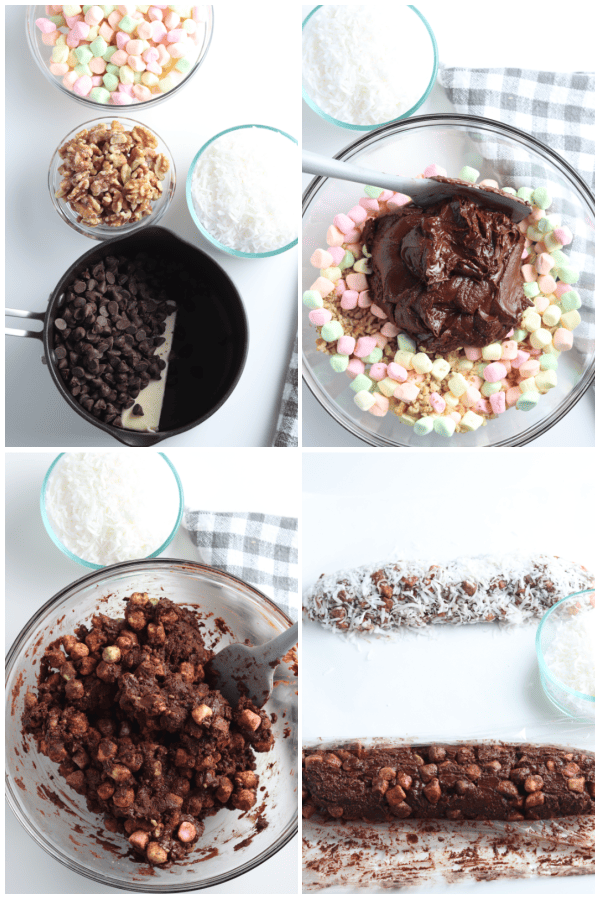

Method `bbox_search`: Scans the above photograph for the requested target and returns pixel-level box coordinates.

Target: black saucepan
[5,227,248,446]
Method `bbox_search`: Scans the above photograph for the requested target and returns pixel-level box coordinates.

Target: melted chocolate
[364,188,529,354]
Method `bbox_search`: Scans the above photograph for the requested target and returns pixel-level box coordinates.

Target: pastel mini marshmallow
[337,335,356,356]
[535,252,554,275]
[483,361,507,382]
[489,391,506,415]
[346,359,365,376]
[310,277,335,297]
[347,205,368,225]
[387,363,407,383]
[333,213,355,235]
[354,336,377,358]
[346,273,368,292]
[369,362,387,381]
[501,340,518,360]
[429,392,446,414]
[311,249,334,269]
[386,193,411,210]
[340,290,358,310]
[326,225,345,247]
[394,382,420,403]
[308,308,331,326]
[380,322,400,338]
[357,291,371,308]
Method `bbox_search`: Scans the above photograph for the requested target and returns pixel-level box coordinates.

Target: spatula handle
[302,149,412,195]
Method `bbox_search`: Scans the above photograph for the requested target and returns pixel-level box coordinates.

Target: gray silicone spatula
[209,621,298,708]
[303,149,531,224]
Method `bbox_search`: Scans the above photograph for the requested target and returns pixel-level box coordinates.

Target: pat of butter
[122,311,176,433]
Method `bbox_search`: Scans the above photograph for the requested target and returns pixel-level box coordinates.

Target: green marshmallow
[118,15,137,32]
[48,14,66,26]
[501,187,517,195]
[74,64,92,77]
[397,333,416,352]
[364,185,382,199]
[512,329,528,342]
[517,186,534,201]
[539,354,558,371]
[74,45,93,65]
[104,46,118,62]
[516,391,539,411]
[557,266,579,285]
[550,249,569,266]
[302,290,323,310]
[433,417,456,437]
[414,416,434,436]
[532,186,552,209]
[362,347,382,365]
[89,87,110,104]
[175,56,193,74]
[340,251,354,270]
[133,72,142,84]
[350,374,373,393]
[321,321,344,342]
[103,73,119,92]
[106,63,119,76]
[559,290,581,312]
[330,354,349,373]
[102,6,116,15]
[481,381,502,397]
[89,37,108,58]
[459,166,479,182]
[523,282,540,298]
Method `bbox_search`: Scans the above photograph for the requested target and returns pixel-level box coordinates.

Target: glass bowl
[186,124,299,259]
[302,5,438,132]
[536,589,595,722]
[6,559,298,892]
[48,116,176,240]
[40,452,184,569]
[26,5,214,112]
[302,113,595,446]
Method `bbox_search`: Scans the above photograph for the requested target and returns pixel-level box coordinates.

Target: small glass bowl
[536,589,595,721]
[40,452,184,569]
[26,5,214,112]
[49,116,176,240]
[302,5,438,131]
[186,123,299,259]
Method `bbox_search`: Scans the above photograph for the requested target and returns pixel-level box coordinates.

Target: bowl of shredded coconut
[186,124,298,258]
[536,589,595,721]
[41,451,184,569]
[302,5,438,131]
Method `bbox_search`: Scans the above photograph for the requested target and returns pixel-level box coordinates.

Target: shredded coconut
[544,606,595,698]
[45,452,180,566]
[191,127,297,253]
[302,5,434,126]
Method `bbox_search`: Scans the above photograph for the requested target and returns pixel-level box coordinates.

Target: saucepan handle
[5,308,45,341]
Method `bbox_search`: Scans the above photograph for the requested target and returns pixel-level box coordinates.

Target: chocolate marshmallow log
[303,742,595,823]
[304,554,594,633]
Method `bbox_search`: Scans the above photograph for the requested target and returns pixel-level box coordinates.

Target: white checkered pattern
[272,334,298,447]
[183,510,298,619]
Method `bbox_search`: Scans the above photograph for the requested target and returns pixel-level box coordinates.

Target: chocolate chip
[55,318,67,331]
[54,346,67,359]
[132,404,144,416]
[74,281,87,294]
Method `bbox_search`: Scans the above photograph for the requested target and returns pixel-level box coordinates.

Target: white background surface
[302,450,595,893]
[5,4,299,448]
[301,4,595,448]
[5,449,299,894]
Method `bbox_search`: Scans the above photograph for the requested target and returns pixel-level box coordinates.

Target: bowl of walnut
[48,117,176,240]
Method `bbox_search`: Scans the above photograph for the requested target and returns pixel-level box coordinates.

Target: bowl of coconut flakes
[186,124,298,258]
[41,451,184,569]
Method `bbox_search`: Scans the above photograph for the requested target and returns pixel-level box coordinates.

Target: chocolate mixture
[22,594,274,867]
[303,742,595,823]
[364,184,528,353]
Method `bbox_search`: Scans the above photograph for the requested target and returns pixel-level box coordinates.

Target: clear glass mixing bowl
[6,560,298,892]
[302,113,595,447]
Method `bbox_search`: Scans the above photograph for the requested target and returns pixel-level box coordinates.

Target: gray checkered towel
[439,66,595,350]
[184,510,298,620]
[271,332,298,448]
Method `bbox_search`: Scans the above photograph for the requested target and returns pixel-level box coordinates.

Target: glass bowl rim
[40,452,185,569]
[48,114,176,240]
[26,4,215,113]
[185,123,299,259]
[6,557,297,892]
[301,4,439,131]
[302,111,595,447]
[535,588,595,704]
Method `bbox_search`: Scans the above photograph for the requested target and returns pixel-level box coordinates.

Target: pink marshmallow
[99,23,114,42]
[464,346,482,361]
[116,30,130,49]
[370,304,386,319]
[553,328,573,351]
[345,242,362,258]
[501,340,518,360]
[483,362,507,382]
[311,249,333,269]
[334,280,346,297]
[327,246,345,266]
[369,394,389,417]
[553,226,572,246]
[521,264,536,282]
[167,28,187,43]
[369,363,387,382]
[152,20,168,42]
[380,322,400,338]
[519,360,540,378]
[373,332,388,350]
[118,83,134,96]
[145,61,162,75]
[346,273,368,292]
[450,411,462,424]
[136,21,154,40]
[326,225,344,247]
[111,49,128,65]
[534,295,549,314]
[50,62,69,76]
[63,70,78,89]
[512,350,530,368]
[521,246,529,259]
[464,386,481,407]
[475,399,492,414]
[333,213,355,235]
[43,30,61,45]
[128,54,147,72]
[429,392,445,414]
[489,391,506,415]
[310,277,335,297]
[168,42,187,59]
[64,13,83,27]
[386,193,411,210]
[132,84,152,101]
[535,252,554,275]
[528,207,544,222]
[126,39,145,55]
[85,5,104,25]
[35,17,57,33]
[156,44,171,67]
[346,359,365,376]
[355,336,377,358]
[506,386,521,407]
[423,163,447,177]
[70,20,90,40]
[387,363,407,383]
[377,189,393,202]
[143,46,160,63]
[91,75,103,86]
[89,56,107,74]
[73,74,92,96]
[347,205,367,225]
[554,282,571,298]
[148,6,164,20]
[470,375,483,389]
[538,274,557,295]
[108,10,122,28]
[394,382,420,403]
[358,197,379,214]
[357,291,371,308]
[308,308,332,326]
[164,10,180,28]
[337,336,356,356]
[479,179,499,188]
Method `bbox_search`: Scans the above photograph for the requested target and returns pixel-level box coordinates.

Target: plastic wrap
[302,721,594,892]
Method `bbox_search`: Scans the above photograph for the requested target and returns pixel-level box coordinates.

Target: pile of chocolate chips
[53,254,176,428]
